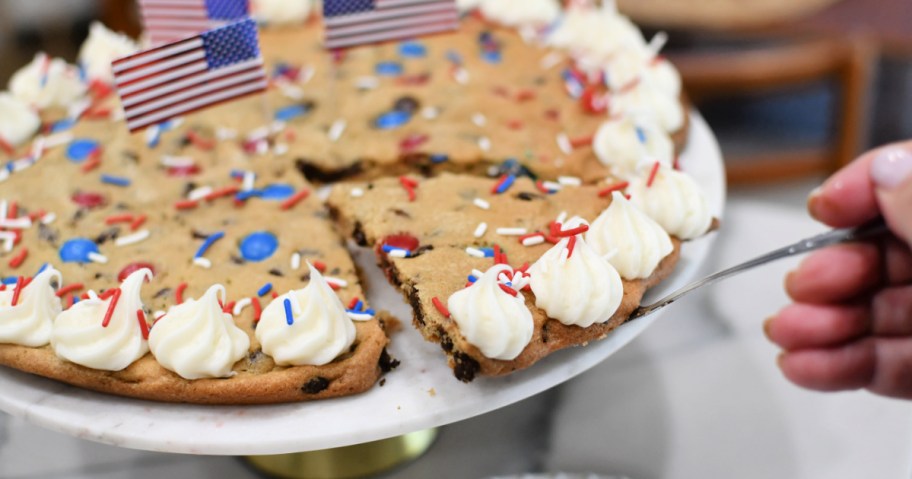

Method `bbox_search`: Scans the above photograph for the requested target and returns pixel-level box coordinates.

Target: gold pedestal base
[243,429,438,479]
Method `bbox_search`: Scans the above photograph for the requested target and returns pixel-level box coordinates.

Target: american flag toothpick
[323,0,459,50]
[139,0,250,46]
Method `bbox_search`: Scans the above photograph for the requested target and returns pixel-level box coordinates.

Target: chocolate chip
[38,224,59,246]
[301,377,330,394]
[393,96,420,114]
[191,230,209,240]
[453,352,480,382]
[154,287,172,299]
[230,255,245,265]
[378,348,400,373]
[268,268,284,277]
[95,227,120,244]
[391,208,411,218]
[515,191,542,201]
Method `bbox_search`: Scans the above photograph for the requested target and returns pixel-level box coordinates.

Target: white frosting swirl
[9,53,87,110]
[593,116,673,176]
[0,267,63,347]
[587,192,673,279]
[479,0,560,28]
[251,0,314,25]
[148,284,250,379]
[628,165,712,240]
[447,264,533,360]
[51,269,151,371]
[0,93,40,147]
[611,78,685,133]
[547,7,646,73]
[529,218,624,327]
[256,263,355,366]
[77,22,139,83]
[457,0,484,11]
[646,58,682,100]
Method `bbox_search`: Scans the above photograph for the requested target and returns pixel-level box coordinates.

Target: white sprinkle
[161,155,195,167]
[347,312,374,321]
[300,65,315,84]
[87,290,100,301]
[11,158,35,173]
[0,200,6,219]
[350,187,364,198]
[324,276,348,288]
[473,198,490,210]
[193,257,212,269]
[540,51,563,70]
[649,31,669,55]
[247,126,270,142]
[498,272,511,283]
[255,140,269,155]
[115,229,150,247]
[153,310,167,320]
[242,171,256,191]
[496,227,527,236]
[478,136,491,152]
[453,67,469,84]
[170,117,185,129]
[88,252,108,264]
[522,235,545,246]
[0,232,15,252]
[67,97,91,120]
[558,175,582,186]
[44,132,73,149]
[556,211,568,224]
[188,185,214,201]
[273,142,289,155]
[290,252,302,270]
[355,76,379,90]
[422,106,440,119]
[270,120,286,134]
[473,222,487,238]
[465,247,486,258]
[0,169,8,183]
[519,25,537,43]
[278,82,305,100]
[29,136,46,160]
[216,127,237,140]
[387,249,408,258]
[556,133,572,155]
[145,124,161,145]
[471,269,485,278]
[0,218,31,229]
[232,298,251,316]
[471,113,487,127]
[40,212,56,225]
[328,119,347,142]
[542,180,562,192]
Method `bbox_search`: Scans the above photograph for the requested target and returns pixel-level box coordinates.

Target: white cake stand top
[0,113,725,456]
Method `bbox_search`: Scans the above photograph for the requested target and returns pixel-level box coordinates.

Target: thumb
[870,147,912,245]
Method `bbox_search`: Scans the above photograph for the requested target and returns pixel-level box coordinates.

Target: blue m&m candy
[374,110,411,129]
[259,184,296,200]
[66,139,99,163]
[399,42,427,58]
[240,231,278,262]
[375,61,404,76]
[59,238,99,263]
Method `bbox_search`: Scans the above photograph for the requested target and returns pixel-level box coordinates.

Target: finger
[870,147,912,245]
[866,337,912,399]
[884,237,912,285]
[871,285,912,336]
[777,339,875,392]
[808,141,912,228]
[767,303,869,350]
[785,243,881,303]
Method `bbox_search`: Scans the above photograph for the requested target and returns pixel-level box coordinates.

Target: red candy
[71,191,107,208]
[580,87,609,115]
[381,233,420,253]
[118,262,155,282]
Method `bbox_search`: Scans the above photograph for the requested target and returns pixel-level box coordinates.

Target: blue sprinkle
[194,231,225,259]
[235,189,264,201]
[374,110,411,129]
[283,298,294,325]
[479,247,495,258]
[381,244,411,257]
[101,174,131,187]
[274,104,311,122]
[429,154,449,164]
[467,275,477,283]
[375,61,404,76]
[445,49,463,65]
[635,127,647,144]
[50,118,76,133]
[258,283,273,297]
[230,169,246,179]
[1,277,18,285]
[59,238,99,263]
[272,62,294,78]
[399,41,427,58]
[363,308,375,315]
[66,139,99,163]
[240,231,279,262]
[353,299,364,312]
[481,49,502,64]
[259,184,296,200]
[72,296,80,304]
[35,263,49,275]
[495,174,516,194]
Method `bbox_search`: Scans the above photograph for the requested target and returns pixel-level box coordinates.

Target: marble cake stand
[0,114,725,460]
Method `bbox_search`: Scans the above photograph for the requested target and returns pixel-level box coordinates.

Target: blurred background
[1,1,911,478]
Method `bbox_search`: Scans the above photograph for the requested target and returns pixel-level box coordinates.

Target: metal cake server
[628,217,890,320]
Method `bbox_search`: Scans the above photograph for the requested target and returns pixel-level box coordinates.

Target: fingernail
[776,352,785,369]
[762,316,773,339]
[870,148,912,190]
[807,186,822,219]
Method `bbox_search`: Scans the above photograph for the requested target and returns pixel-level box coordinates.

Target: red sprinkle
[646,161,661,187]
[10,277,24,306]
[347,296,360,310]
[174,199,199,210]
[187,130,215,151]
[396,73,431,86]
[0,135,15,156]
[312,260,327,273]
[223,301,236,314]
[101,288,122,328]
[580,87,609,115]
[555,224,590,238]
[27,209,45,221]
[566,236,578,259]
[175,282,188,304]
[515,90,536,102]
[399,176,418,202]
[597,181,630,198]
[81,149,103,172]
[118,262,155,282]
[490,174,510,194]
[167,165,201,177]
[544,109,560,121]
[498,283,518,297]
[55,283,84,298]
[136,309,149,339]
[8,202,18,219]
[549,221,561,236]
[673,155,681,171]
[280,189,310,210]
[71,192,107,208]
[516,262,530,273]
[105,214,134,225]
[130,214,147,231]
[271,291,278,299]
[431,296,451,318]
[252,297,263,321]
[8,248,27,268]
[204,185,240,201]
[535,180,551,194]
[506,120,524,130]
[399,134,429,153]
[569,134,595,149]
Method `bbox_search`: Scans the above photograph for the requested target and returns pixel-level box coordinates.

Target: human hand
[765,142,912,399]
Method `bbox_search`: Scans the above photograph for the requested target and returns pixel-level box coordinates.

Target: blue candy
[259,184,296,200]
[50,118,76,133]
[59,238,99,263]
[240,231,278,262]
[635,126,647,144]
[375,61,404,76]
[66,139,99,163]
[399,42,427,58]
[274,104,311,122]
[481,49,502,64]
[374,110,411,129]
[429,154,449,164]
